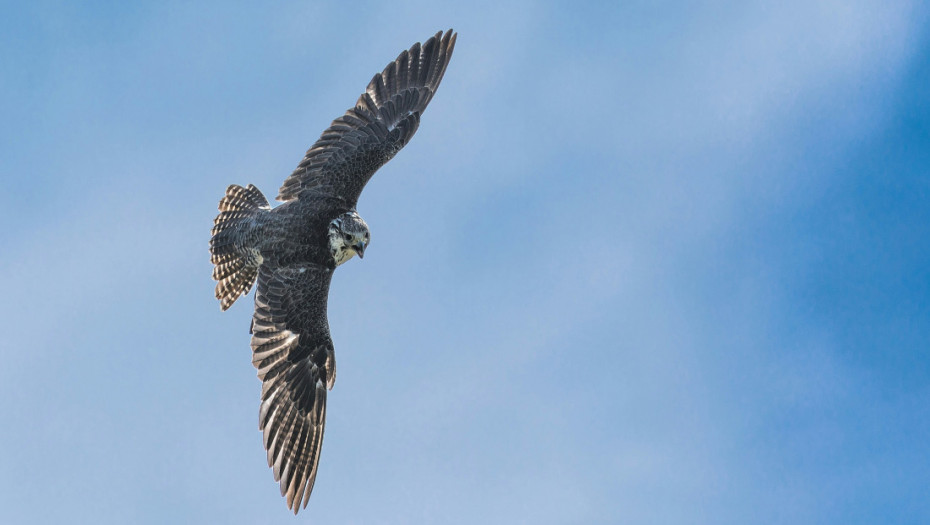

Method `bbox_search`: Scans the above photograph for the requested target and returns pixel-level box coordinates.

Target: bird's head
[329,211,370,266]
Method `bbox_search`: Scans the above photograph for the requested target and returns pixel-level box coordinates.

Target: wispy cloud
[0,1,927,523]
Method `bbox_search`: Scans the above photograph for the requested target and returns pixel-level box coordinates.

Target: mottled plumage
[208,30,456,513]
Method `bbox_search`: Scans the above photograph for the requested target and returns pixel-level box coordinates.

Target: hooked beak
[354,241,366,259]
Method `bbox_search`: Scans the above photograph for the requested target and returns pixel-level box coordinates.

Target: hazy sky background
[2,1,928,523]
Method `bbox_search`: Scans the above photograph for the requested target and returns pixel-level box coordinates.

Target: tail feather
[210,184,270,310]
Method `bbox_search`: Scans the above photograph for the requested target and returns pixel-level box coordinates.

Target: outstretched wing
[250,263,336,513]
[277,29,457,206]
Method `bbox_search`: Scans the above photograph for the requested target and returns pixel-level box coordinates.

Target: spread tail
[210,184,270,310]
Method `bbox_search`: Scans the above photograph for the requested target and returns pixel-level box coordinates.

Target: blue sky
[1,1,928,523]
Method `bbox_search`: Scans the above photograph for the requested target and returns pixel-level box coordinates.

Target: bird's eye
[344,233,352,241]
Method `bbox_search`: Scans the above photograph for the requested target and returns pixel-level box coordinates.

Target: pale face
[328,211,370,266]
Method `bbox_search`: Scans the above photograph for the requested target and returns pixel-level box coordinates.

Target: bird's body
[208,30,456,513]
[235,195,351,269]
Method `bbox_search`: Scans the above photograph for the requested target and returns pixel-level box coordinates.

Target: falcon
[208,30,456,513]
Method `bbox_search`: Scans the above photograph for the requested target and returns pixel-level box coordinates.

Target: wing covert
[250,263,336,513]
[278,29,457,206]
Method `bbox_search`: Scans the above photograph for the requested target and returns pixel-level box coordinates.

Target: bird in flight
[209,29,456,513]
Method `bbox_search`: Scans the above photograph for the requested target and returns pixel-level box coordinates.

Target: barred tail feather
[210,184,270,310]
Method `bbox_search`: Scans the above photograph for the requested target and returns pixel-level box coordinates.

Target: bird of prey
[208,30,456,513]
